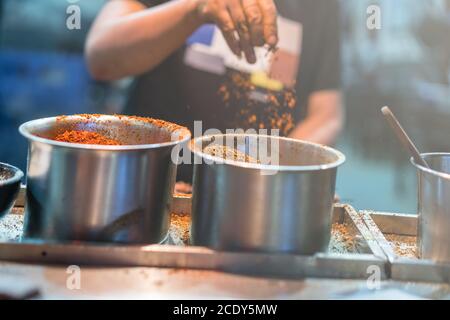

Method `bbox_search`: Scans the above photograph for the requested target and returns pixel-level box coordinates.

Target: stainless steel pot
[412,153,450,263]
[189,134,345,254]
[0,162,24,218]
[19,115,191,244]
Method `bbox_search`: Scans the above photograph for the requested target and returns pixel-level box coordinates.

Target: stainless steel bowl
[189,134,345,254]
[19,115,191,244]
[0,162,24,218]
[412,153,450,263]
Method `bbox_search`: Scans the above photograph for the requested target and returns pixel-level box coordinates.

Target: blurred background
[1,0,450,213]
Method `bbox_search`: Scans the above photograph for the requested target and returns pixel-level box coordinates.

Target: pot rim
[189,134,346,172]
[411,152,450,180]
[0,162,24,187]
[19,115,192,151]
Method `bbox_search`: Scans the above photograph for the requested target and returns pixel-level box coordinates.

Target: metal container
[189,134,345,254]
[412,153,450,263]
[0,163,24,218]
[19,115,191,244]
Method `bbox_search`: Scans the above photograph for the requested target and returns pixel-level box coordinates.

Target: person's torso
[125,0,328,136]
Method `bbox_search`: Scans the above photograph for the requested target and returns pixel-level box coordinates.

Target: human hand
[191,0,278,64]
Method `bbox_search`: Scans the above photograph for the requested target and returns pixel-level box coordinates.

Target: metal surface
[0,242,385,280]
[189,134,345,255]
[412,153,450,263]
[361,210,450,284]
[4,261,450,299]
[0,204,387,280]
[18,115,191,244]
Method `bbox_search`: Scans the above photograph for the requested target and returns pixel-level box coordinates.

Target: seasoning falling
[54,130,122,145]
[218,71,297,136]
[265,44,279,57]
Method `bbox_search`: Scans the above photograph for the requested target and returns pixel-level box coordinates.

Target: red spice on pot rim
[46,114,191,145]
[56,114,187,134]
[54,114,191,143]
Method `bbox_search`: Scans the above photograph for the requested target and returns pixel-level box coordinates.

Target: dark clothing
[127,0,341,129]
[126,0,341,181]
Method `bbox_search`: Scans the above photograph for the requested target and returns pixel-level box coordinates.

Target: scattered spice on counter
[2,208,192,245]
[0,203,371,254]
[54,130,122,145]
[169,213,191,245]
[218,71,297,136]
[385,234,418,259]
[203,144,260,163]
[0,210,24,242]
[329,223,358,254]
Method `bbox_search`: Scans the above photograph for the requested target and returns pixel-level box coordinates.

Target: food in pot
[54,130,122,145]
[42,114,189,146]
[0,168,12,181]
[203,144,260,163]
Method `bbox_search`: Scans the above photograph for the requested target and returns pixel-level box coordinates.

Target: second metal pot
[189,134,345,255]
[412,153,450,263]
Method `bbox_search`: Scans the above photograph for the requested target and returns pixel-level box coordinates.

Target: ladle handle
[381,106,430,169]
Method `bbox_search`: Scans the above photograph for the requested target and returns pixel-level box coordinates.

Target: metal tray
[0,188,387,280]
[361,210,450,283]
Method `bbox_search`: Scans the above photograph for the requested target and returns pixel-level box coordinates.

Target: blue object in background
[0,49,93,116]
[186,24,215,46]
[0,49,97,170]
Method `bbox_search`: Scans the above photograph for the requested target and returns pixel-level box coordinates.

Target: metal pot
[0,162,24,218]
[412,153,450,263]
[19,115,191,244]
[189,134,345,254]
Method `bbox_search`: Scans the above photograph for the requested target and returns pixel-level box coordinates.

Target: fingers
[215,8,242,56]
[212,0,278,63]
[258,0,278,47]
[227,0,256,63]
[242,0,264,46]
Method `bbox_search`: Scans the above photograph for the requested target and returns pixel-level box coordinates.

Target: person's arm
[86,0,278,81]
[288,0,343,146]
[288,90,343,145]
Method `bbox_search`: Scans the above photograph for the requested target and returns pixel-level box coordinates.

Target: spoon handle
[381,106,430,168]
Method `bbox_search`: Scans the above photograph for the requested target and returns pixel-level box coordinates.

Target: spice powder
[54,130,122,145]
